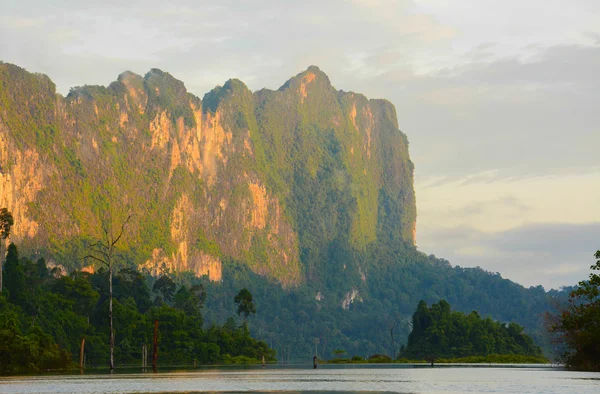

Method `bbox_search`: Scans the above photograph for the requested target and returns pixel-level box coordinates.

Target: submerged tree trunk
[109,259,115,371]
[152,319,159,371]
[80,337,85,370]
[389,323,396,359]
[142,343,147,368]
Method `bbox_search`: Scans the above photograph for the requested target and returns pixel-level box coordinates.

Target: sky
[1,0,599,289]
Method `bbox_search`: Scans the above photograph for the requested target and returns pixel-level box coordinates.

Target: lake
[0,364,598,394]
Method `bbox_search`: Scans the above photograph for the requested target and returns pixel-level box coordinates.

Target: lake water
[0,365,598,394]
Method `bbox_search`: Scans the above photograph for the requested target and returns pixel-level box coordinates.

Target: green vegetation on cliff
[0,61,416,288]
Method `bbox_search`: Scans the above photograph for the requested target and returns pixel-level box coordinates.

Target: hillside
[0,62,559,360]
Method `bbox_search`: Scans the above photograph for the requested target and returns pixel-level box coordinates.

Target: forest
[0,241,274,373]
[399,300,544,361]
[0,237,559,372]
[197,245,561,362]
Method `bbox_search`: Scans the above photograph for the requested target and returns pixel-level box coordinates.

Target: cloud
[455,196,530,217]
[416,170,600,233]
[0,0,459,94]
[419,222,600,289]
[416,170,600,289]
[391,43,600,179]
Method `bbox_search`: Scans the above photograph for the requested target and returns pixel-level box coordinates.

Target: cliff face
[0,62,415,287]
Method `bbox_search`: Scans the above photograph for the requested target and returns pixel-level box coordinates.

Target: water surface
[0,365,598,394]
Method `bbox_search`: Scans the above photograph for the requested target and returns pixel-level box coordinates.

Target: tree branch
[87,249,109,261]
[112,214,132,247]
[83,254,109,267]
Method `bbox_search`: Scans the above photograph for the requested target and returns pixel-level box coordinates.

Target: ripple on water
[0,365,598,394]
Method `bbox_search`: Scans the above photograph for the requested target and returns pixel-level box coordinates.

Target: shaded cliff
[0,62,416,288]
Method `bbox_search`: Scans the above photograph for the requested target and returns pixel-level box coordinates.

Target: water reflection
[0,365,598,394]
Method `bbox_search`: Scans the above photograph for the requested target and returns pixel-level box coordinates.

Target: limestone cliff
[0,62,416,287]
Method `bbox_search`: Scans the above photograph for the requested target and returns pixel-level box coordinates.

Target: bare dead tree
[152,319,159,372]
[389,320,397,359]
[84,214,132,371]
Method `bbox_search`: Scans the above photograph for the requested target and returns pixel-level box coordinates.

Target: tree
[174,284,206,319]
[0,208,14,292]
[3,244,25,305]
[234,288,256,322]
[548,250,600,371]
[407,300,432,348]
[401,299,543,361]
[115,268,152,312]
[153,274,176,303]
[84,214,132,371]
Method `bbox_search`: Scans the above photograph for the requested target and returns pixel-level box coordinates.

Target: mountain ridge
[0,61,416,288]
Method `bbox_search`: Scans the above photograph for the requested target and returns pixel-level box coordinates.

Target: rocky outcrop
[0,62,416,288]
[0,121,47,239]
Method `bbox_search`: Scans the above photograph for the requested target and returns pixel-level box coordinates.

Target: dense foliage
[198,247,556,363]
[0,243,274,373]
[399,300,544,360]
[548,250,600,371]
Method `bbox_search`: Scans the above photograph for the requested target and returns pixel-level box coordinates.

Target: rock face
[0,62,416,287]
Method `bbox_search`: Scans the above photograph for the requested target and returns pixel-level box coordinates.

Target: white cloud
[420,222,600,289]
[417,170,600,234]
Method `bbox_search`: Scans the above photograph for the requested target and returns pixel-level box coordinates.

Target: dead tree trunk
[152,319,159,371]
[109,260,115,370]
[0,242,3,292]
[142,343,147,369]
[389,322,396,359]
[84,214,132,372]
[80,337,85,370]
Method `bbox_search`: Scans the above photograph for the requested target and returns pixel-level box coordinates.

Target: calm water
[0,365,598,394]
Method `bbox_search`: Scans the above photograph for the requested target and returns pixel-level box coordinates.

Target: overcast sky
[1,0,599,289]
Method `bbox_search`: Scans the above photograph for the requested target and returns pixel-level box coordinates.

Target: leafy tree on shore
[548,250,600,371]
[400,300,543,361]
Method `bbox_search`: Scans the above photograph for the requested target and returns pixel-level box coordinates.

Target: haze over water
[0,366,598,394]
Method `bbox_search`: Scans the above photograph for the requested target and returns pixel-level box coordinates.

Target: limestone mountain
[0,61,560,359]
[0,62,416,288]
